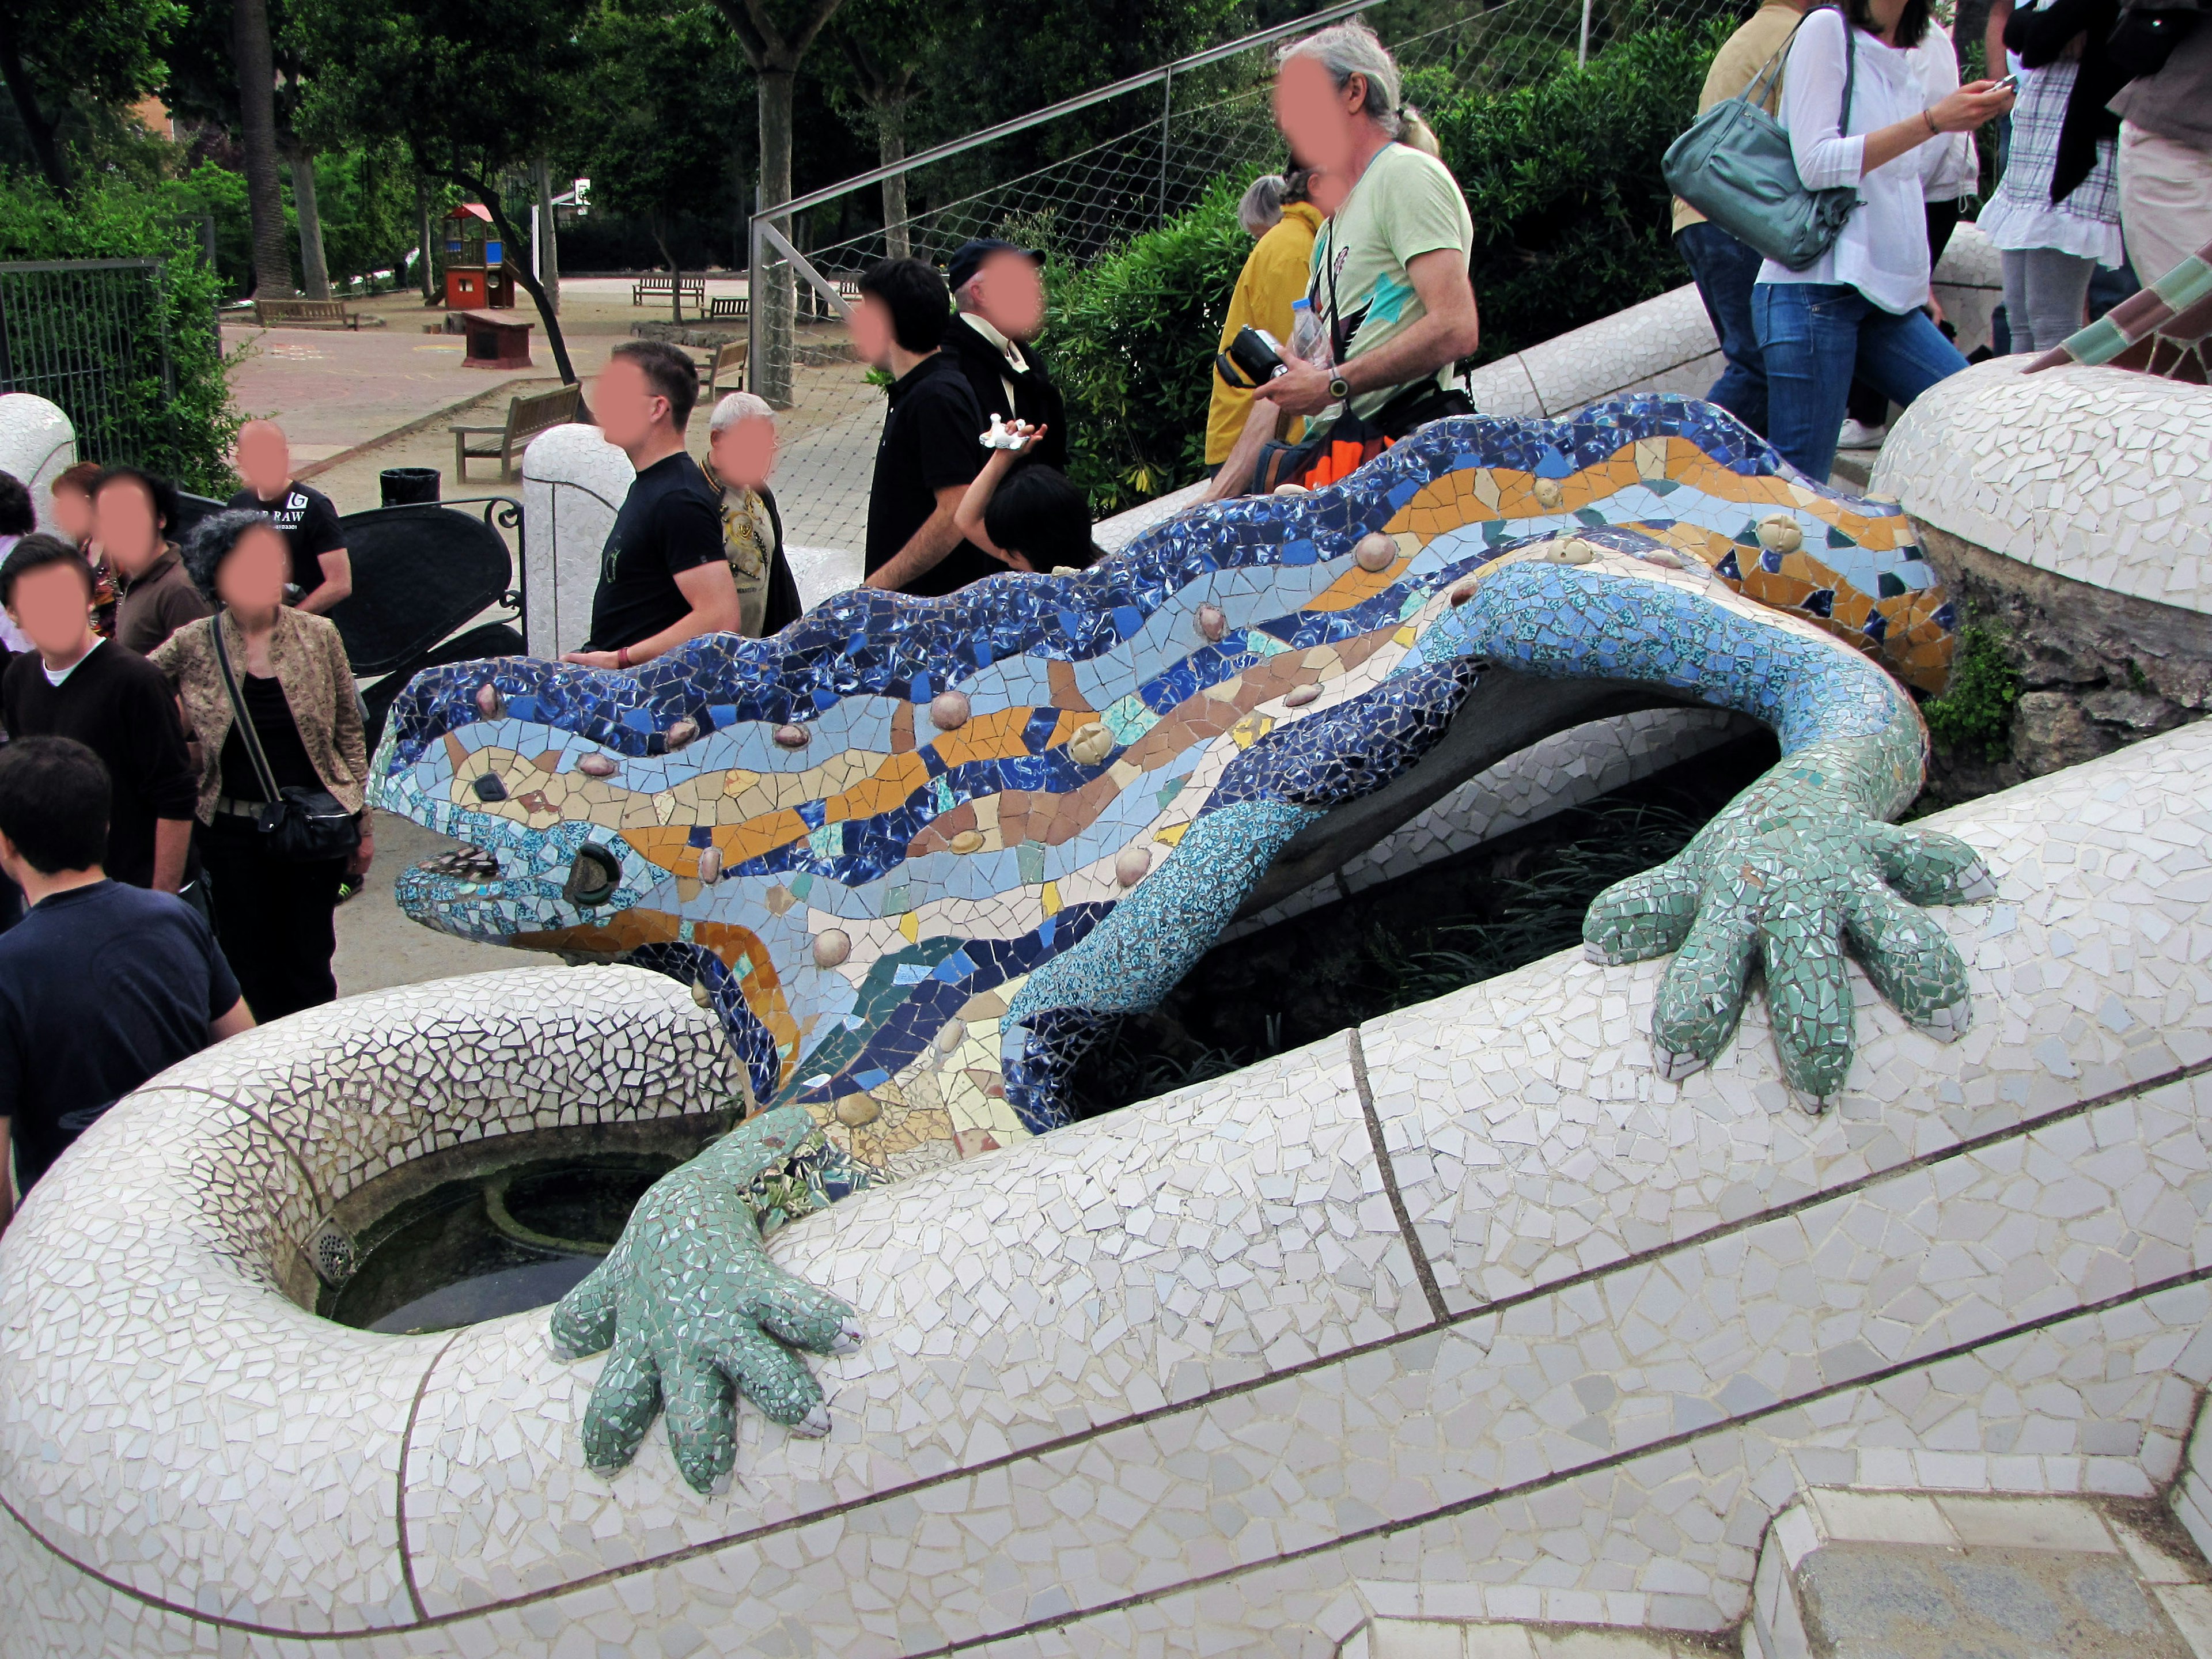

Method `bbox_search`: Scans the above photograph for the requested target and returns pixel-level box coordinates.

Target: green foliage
[1922,624,2021,758]
[0,171,241,493]
[1046,177,1252,513]
[1431,20,1724,360]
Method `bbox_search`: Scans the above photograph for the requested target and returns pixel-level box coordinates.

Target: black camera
[1215,325,1288,391]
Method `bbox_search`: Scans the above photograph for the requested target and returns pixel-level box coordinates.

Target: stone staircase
[1343,1492,2212,1659]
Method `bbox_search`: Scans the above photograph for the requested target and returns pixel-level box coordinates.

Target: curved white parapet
[1469,225,2000,421]
[1870,356,2212,616]
[6,710,2211,1656]
[0,395,75,535]
[519,423,634,658]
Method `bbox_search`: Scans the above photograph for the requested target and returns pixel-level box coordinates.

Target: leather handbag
[1663,15,1860,270]
[209,617,362,865]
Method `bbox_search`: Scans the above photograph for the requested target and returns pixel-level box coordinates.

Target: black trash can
[380,467,441,506]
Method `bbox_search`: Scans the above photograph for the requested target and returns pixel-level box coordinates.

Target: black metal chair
[325,498,527,748]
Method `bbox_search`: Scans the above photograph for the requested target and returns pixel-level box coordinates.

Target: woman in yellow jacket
[1205,168,1325,471]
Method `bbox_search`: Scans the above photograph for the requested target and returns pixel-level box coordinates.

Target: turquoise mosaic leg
[548,1104,863,1494]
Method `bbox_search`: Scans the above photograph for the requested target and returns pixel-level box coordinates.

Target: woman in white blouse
[1754,0,2014,479]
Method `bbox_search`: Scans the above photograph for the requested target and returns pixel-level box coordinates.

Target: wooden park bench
[252,297,366,330]
[707,294,749,320]
[697,339,748,407]
[631,272,706,307]
[451,383,582,482]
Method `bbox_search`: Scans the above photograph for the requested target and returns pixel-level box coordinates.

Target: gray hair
[1278,21,1441,157]
[707,391,775,434]
[180,508,278,603]
[1238,174,1287,237]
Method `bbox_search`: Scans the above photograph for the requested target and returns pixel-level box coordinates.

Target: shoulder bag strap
[209,615,284,805]
[1840,8,1857,138]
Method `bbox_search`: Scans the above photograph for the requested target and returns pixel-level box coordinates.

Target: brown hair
[52,460,101,498]
[609,340,700,431]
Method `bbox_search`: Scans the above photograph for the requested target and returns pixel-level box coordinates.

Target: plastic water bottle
[1287,298,1331,368]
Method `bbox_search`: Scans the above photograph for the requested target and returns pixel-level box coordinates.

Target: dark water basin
[323,1153,679,1334]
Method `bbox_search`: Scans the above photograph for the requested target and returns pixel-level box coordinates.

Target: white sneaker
[1836,418,1887,449]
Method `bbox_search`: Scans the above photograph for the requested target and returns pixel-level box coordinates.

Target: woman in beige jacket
[153,510,371,1021]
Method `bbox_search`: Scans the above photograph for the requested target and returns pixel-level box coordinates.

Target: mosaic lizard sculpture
[372,396,1990,1493]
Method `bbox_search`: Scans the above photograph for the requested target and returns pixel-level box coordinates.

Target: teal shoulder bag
[1663,14,1859,271]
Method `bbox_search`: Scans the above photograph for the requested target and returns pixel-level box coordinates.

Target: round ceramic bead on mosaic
[574,753,616,777]
[929,690,971,730]
[1353,532,1397,571]
[812,928,851,968]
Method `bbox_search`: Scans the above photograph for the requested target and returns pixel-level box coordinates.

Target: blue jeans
[1676,222,1768,436]
[1752,282,1969,482]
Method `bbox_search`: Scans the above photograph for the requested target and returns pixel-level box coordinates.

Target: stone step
[1350,1616,1732,1659]
[1748,1489,2212,1659]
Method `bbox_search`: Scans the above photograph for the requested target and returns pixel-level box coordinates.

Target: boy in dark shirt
[228,421,352,613]
[0,736,251,1226]
[563,342,740,671]
[855,258,998,597]
[0,536,198,894]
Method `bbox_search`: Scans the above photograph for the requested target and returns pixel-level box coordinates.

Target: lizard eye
[562,843,623,907]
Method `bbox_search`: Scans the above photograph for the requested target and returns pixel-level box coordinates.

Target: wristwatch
[1328,373,1351,403]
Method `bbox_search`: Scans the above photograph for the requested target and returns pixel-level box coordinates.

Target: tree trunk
[287,150,332,300]
[531,158,560,318]
[0,32,69,195]
[456,169,579,387]
[878,104,910,262]
[755,64,797,407]
[650,221,682,324]
[231,0,295,300]
[417,177,437,301]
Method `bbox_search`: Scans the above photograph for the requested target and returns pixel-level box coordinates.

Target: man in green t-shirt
[1206,21,1481,499]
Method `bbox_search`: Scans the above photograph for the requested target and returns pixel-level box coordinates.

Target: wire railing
[0,259,176,468]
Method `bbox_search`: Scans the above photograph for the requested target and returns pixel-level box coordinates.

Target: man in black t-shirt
[0,537,198,895]
[855,259,999,597]
[229,421,351,613]
[0,737,252,1226]
[562,342,740,671]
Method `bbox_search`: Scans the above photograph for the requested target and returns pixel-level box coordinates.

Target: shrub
[0,171,241,494]
[1922,624,2021,757]
[1047,176,1251,515]
[1432,21,1725,360]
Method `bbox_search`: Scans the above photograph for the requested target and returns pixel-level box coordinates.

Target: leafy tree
[0,0,182,193]
[568,1,753,320]
[819,0,963,259]
[297,0,593,379]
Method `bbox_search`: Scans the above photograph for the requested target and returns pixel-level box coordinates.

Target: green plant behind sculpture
[1922,624,2021,759]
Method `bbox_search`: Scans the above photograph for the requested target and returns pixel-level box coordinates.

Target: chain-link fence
[751,0,1732,562]
[0,259,177,469]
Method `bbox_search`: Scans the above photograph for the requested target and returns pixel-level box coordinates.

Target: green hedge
[0,172,240,494]
[1050,22,1722,510]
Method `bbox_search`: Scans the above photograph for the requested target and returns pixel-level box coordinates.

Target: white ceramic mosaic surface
[5,703,2209,1657]
[1467,226,1999,423]
[1870,357,2212,617]
[0,393,77,539]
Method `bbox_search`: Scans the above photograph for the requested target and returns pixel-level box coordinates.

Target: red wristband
[617,646,631,669]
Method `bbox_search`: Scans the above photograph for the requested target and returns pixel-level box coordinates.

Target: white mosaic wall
[0,393,76,537]
[520,423,635,658]
[1467,226,1999,422]
[1869,357,2212,617]
[5,704,2208,1658]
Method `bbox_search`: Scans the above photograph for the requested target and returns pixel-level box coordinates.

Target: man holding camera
[1205,22,1481,502]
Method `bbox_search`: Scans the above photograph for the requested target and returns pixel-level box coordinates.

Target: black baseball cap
[946,239,1044,293]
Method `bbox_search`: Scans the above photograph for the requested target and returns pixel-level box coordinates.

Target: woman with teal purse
[1751,0,2013,479]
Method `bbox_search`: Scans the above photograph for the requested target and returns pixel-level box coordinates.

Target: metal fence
[745,0,1726,562]
[0,259,177,469]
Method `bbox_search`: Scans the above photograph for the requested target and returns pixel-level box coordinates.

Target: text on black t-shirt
[228,482,344,597]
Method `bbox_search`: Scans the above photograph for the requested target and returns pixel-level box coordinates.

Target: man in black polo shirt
[855,258,999,597]
[562,341,741,671]
[0,737,252,1227]
[228,421,353,613]
[0,536,198,895]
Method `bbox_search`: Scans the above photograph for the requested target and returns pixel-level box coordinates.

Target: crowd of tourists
[7,0,2206,1221]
